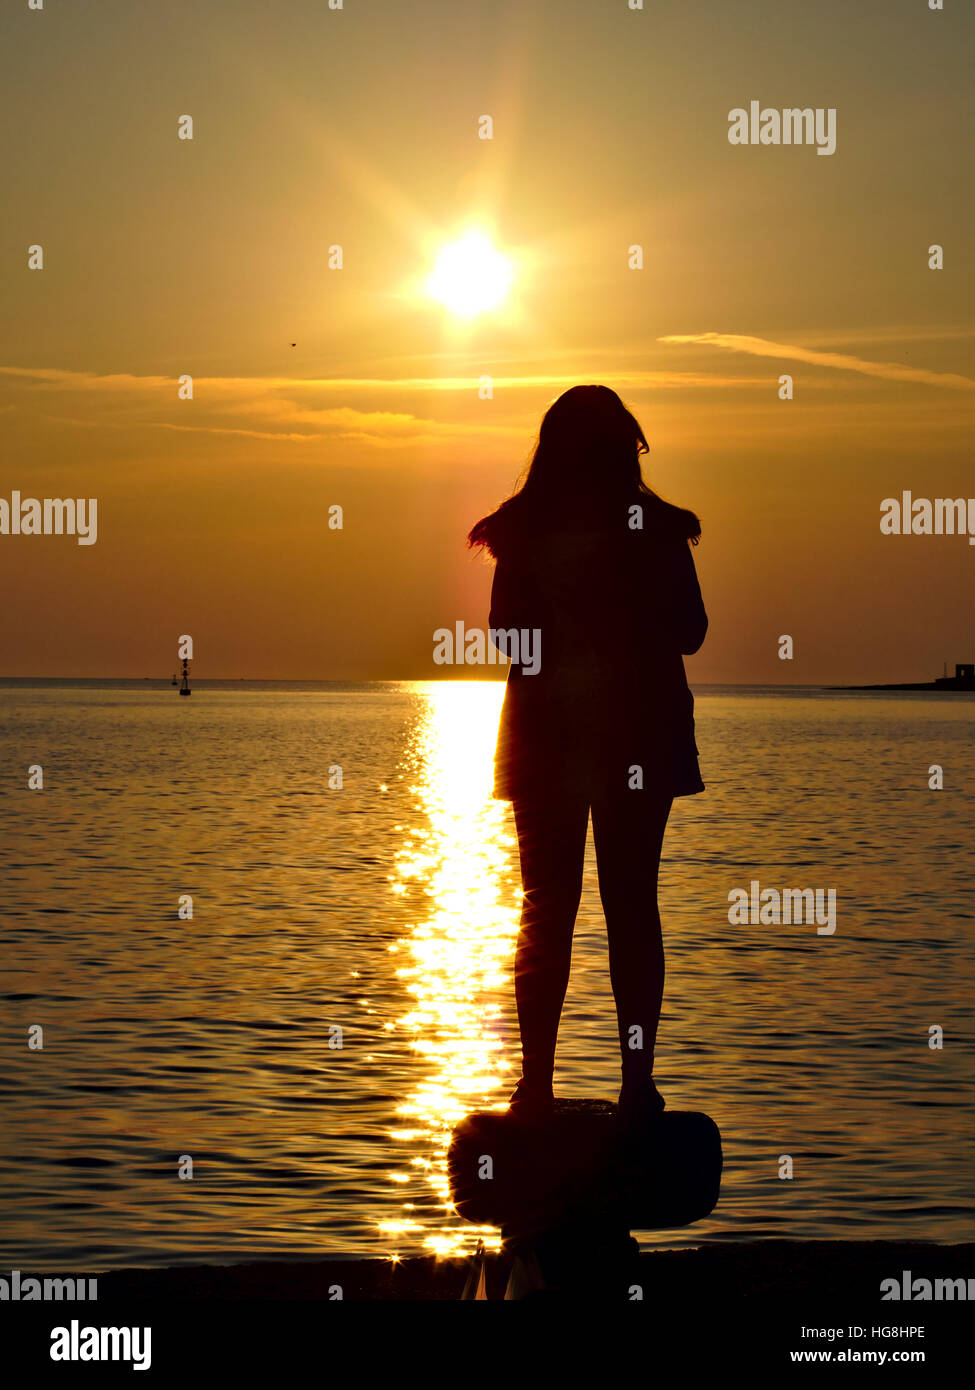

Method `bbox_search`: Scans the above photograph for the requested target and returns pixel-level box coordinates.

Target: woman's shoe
[507,1078,555,1123]
[617,1079,665,1130]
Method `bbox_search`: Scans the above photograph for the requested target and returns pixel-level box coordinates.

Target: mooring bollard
[448,1099,722,1299]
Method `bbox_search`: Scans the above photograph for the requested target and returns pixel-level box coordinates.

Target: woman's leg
[510,790,590,1096]
[590,786,673,1093]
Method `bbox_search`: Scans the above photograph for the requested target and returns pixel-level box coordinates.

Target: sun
[426,232,514,318]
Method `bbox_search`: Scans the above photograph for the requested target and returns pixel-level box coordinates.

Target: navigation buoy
[178,656,192,697]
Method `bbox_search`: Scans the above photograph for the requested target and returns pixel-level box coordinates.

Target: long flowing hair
[467,384,700,558]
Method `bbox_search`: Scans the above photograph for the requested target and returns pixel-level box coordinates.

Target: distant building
[935,663,975,689]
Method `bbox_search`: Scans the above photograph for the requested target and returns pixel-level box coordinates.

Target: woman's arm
[488,558,523,659]
[661,538,708,655]
[488,559,515,633]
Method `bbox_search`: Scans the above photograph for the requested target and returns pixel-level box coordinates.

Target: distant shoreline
[828,675,975,692]
[2,676,972,693]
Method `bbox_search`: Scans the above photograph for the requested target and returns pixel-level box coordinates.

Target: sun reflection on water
[380,681,520,1256]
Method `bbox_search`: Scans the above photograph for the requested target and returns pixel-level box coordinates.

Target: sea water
[0,679,972,1268]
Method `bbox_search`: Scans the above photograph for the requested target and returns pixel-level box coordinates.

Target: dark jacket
[488,514,707,801]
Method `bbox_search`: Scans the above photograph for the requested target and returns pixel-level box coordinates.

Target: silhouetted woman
[468,385,707,1127]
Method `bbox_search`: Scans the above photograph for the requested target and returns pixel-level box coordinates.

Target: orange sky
[2,0,973,682]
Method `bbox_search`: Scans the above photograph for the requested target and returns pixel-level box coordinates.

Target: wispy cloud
[0,362,783,449]
[0,366,175,391]
[152,408,525,447]
[658,332,975,390]
[151,422,329,443]
[0,367,525,446]
[0,364,768,394]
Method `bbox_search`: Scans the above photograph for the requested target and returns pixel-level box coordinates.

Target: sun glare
[426,232,514,318]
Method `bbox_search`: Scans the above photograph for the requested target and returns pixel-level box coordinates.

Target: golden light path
[380,682,520,1257]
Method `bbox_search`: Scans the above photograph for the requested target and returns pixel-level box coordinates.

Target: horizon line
[0,675,940,689]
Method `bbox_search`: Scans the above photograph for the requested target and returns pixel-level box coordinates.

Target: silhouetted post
[448,1099,722,1298]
